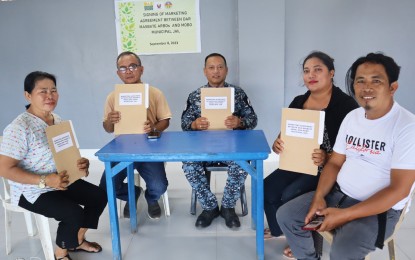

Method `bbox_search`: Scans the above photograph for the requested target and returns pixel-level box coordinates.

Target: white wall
[0,0,240,148]
[238,0,285,144]
[284,0,415,111]
[1,0,415,150]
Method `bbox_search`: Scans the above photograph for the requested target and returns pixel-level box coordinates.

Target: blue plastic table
[95,130,270,260]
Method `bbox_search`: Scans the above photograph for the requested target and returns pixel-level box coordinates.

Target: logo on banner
[154,2,163,10]
[144,2,153,10]
[165,1,173,8]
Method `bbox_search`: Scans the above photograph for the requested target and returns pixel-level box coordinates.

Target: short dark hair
[204,53,227,67]
[346,52,401,96]
[24,71,57,109]
[116,51,142,68]
[302,51,335,72]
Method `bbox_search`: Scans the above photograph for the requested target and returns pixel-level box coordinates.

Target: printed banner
[115,0,201,55]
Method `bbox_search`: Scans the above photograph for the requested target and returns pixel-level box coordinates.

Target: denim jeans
[264,168,320,237]
[99,161,168,204]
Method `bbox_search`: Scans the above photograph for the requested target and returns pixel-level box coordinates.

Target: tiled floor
[1,160,415,260]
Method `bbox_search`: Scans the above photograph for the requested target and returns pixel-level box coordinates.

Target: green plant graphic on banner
[115,0,201,55]
[118,2,137,52]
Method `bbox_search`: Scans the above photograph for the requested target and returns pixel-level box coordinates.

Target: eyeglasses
[118,64,141,73]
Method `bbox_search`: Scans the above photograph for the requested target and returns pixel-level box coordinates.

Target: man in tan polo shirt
[99,51,171,219]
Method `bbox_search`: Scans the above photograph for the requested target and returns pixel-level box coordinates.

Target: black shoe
[123,187,142,218]
[147,201,162,219]
[220,207,240,228]
[195,206,220,228]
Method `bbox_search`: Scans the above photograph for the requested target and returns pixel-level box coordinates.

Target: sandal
[68,239,102,253]
[283,246,295,259]
[54,254,72,260]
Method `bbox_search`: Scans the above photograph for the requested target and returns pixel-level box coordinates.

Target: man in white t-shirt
[277,53,415,260]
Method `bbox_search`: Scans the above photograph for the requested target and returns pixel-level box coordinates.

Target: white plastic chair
[0,177,54,260]
[0,136,54,260]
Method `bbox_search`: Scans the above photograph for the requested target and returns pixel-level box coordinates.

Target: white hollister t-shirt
[334,102,415,210]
